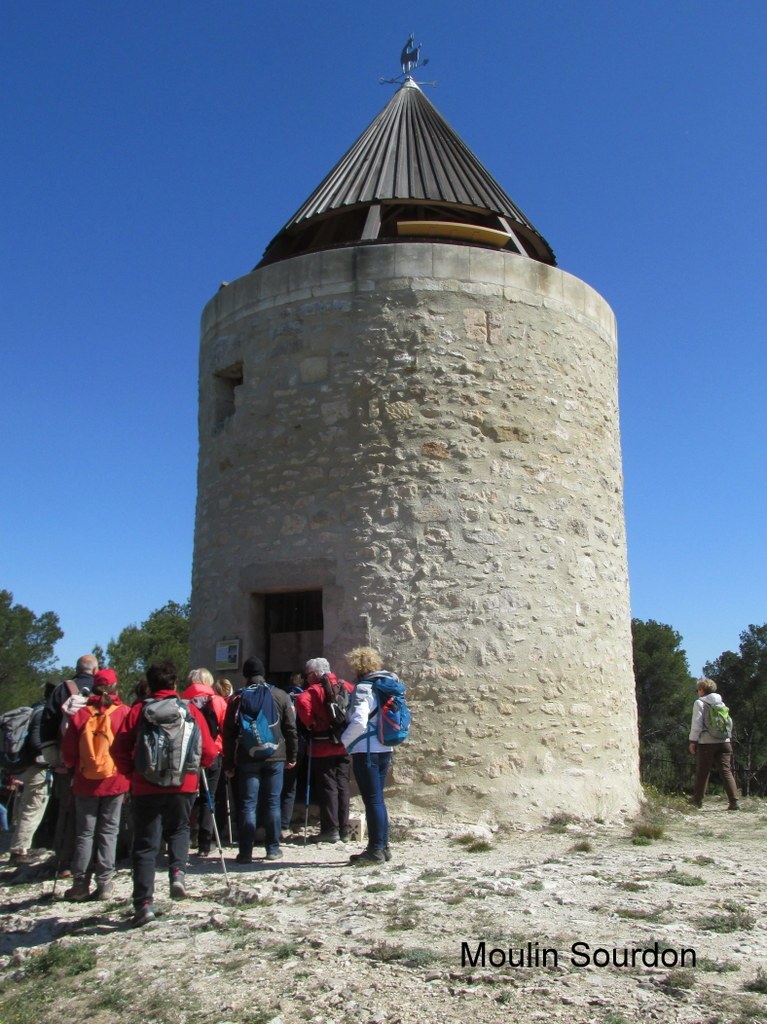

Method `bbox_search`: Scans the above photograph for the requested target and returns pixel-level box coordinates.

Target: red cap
[93,668,119,691]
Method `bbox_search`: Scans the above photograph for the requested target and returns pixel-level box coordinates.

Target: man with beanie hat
[223,656,297,863]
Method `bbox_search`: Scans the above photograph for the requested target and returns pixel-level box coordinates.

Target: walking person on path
[688,677,740,810]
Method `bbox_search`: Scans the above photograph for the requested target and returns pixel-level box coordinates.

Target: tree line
[2,588,766,796]
[0,589,190,713]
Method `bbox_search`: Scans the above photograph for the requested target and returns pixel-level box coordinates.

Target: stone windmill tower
[191,48,642,823]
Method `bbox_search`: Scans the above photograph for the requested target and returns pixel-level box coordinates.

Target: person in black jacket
[39,655,98,872]
[222,657,297,864]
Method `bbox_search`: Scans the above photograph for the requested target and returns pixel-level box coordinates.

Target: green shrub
[744,967,767,994]
[454,834,493,852]
[665,868,705,886]
[568,840,593,853]
[546,812,578,832]
[25,942,96,978]
[632,822,664,841]
[660,968,695,990]
[697,956,740,973]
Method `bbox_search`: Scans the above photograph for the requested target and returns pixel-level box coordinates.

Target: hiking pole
[303,739,313,847]
[225,777,234,845]
[201,770,231,890]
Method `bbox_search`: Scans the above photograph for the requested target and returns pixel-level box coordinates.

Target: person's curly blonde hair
[213,677,233,698]
[345,646,383,678]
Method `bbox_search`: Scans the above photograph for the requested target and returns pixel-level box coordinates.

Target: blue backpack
[348,672,411,753]
[237,684,280,759]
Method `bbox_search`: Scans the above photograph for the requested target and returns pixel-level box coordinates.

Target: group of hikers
[1,645,410,927]
[1,658,740,927]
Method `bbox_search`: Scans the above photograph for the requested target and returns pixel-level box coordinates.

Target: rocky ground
[1,795,766,1024]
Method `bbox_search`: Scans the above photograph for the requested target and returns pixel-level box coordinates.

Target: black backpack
[0,705,37,771]
[322,676,351,745]
[190,693,220,741]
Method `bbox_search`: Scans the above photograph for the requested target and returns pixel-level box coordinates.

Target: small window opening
[213,361,244,429]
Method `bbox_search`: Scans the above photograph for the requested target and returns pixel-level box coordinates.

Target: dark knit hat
[243,656,265,679]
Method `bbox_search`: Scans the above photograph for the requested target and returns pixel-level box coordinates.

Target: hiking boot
[94,880,115,899]
[131,900,156,927]
[193,847,212,858]
[64,878,91,902]
[265,848,283,862]
[8,850,34,867]
[383,845,392,862]
[339,829,351,843]
[235,852,253,864]
[349,848,386,866]
[728,801,741,811]
[170,871,187,899]
[686,798,702,809]
[316,830,340,844]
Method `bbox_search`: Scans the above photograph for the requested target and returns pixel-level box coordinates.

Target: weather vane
[380,34,436,86]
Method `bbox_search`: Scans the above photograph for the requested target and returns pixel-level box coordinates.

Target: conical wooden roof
[258,80,555,267]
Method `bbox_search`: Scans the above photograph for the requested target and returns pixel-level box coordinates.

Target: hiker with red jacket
[182,667,228,857]
[294,658,354,843]
[60,668,130,901]
[112,660,217,927]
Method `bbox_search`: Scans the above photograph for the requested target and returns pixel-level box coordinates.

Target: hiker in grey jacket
[688,677,740,810]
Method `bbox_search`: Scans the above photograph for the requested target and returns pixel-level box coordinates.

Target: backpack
[322,676,352,745]
[79,705,117,780]
[135,696,202,786]
[41,680,88,768]
[369,672,411,746]
[190,694,220,741]
[0,706,36,771]
[704,701,733,741]
[61,684,90,737]
[348,671,411,752]
[237,684,280,760]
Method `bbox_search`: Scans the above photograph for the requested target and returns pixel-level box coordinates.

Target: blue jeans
[239,761,284,856]
[351,752,392,851]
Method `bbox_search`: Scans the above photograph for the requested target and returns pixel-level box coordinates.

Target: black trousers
[311,754,350,834]
[131,792,194,905]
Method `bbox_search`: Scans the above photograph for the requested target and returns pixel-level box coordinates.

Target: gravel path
[1,798,765,1024]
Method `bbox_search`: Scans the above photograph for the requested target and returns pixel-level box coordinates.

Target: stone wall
[191,242,642,823]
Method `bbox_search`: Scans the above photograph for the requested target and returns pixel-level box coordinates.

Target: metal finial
[380,34,435,87]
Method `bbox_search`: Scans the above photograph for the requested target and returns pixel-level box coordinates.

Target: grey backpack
[0,706,35,771]
[135,697,201,786]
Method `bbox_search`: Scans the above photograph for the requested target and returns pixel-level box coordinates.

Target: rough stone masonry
[191,241,642,824]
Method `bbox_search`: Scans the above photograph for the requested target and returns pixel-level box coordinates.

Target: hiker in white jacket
[688,678,740,810]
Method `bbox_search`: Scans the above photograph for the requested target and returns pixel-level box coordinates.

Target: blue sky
[2,1,765,677]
